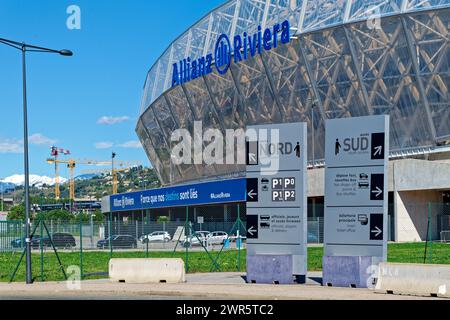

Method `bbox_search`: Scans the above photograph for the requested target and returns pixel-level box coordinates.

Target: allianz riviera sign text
[172,19,291,87]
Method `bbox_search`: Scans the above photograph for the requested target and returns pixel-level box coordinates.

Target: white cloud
[28,133,57,146]
[118,140,142,148]
[97,116,130,125]
[0,133,56,153]
[94,141,114,149]
[0,139,23,154]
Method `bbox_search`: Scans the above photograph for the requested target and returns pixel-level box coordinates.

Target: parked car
[13,233,76,249]
[36,233,76,249]
[181,231,211,247]
[11,235,42,248]
[97,235,137,249]
[229,234,247,242]
[139,231,171,243]
[207,231,228,245]
[307,232,319,243]
[47,233,77,248]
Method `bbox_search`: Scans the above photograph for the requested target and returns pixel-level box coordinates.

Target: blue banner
[110,178,246,212]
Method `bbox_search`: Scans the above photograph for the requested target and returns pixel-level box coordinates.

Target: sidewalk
[0,272,442,300]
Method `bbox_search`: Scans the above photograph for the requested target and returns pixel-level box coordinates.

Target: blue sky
[0,0,223,179]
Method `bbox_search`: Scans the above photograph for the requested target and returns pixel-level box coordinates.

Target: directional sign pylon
[369,213,383,240]
[246,215,258,239]
[370,174,384,200]
[371,133,385,160]
[246,178,259,202]
[246,141,258,165]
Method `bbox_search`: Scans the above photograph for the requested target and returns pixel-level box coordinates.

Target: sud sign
[172,20,291,87]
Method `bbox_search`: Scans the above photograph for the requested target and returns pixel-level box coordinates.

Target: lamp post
[307,97,318,168]
[1,177,4,212]
[112,151,116,194]
[0,37,72,284]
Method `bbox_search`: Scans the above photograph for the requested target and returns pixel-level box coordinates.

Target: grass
[0,242,449,282]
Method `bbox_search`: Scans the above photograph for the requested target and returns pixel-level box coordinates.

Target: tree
[37,209,72,221]
[157,216,169,223]
[7,204,25,221]
[92,209,105,223]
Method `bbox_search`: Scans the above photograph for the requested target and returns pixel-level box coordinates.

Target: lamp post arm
[0,37,71,55]
[0,38,22,50]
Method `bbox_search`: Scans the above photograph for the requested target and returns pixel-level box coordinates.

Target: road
[0,272,444,300]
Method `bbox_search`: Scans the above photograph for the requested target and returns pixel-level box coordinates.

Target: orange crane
[82,167,130,194]
[46,157,140,200]
[46,158,76,200]
[49,146,71,199]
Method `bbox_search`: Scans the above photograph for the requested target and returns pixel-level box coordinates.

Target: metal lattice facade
[137,0,450,185]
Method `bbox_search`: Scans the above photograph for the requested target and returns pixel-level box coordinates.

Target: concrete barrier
[109,258,186,284]
[375,262,450,298]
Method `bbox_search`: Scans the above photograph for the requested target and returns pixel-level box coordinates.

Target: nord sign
[172,20,291,87]
[246,122,307,284]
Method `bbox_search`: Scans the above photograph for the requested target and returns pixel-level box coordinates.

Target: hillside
[4,166,161,202]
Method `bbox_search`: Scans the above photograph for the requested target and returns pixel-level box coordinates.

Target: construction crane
[46,158,76,200]
[49,146,71,200]
[82,167,131,194]
[46,157,140,200]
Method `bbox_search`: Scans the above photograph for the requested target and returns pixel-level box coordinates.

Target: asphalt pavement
[0,272,444,300]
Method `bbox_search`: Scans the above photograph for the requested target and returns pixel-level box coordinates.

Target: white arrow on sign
[248,226,256,236]
[371,226,382,237]
[371,186,383,198]
[373,145,383,156]
[249,153,257,163]
[247,189,257,199]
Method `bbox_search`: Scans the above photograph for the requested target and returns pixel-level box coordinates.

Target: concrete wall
[307,167,324,197]
[395,190,441,242]
[390,159,450,191]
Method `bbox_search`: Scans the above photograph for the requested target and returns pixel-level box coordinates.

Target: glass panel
[348,0,401,22]
[206,71,246,130]
[406,10,450,139]
[231,53,283,125]
[136,120,168,184]
[302,27,369,119]
[264,40,325,161]
[407,0,450,11]
[141,108,176,183]
[302,0,347,32]
[350,16,435,150]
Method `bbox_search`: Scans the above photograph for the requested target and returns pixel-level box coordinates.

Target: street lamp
[0,37,72,284]
[1,177,4,212]
[112,151,116,194]
[307,97,318,168]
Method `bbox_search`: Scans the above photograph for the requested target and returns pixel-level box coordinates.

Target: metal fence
[0,217,325,253]
[1,201,449,282]
[0,221,24,253]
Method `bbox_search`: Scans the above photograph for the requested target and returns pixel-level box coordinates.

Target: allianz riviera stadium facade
[136,0,450,186]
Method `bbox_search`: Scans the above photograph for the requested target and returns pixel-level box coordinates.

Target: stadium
[106,0,450,243]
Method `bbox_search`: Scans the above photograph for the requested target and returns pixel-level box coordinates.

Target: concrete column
[394,190,441,242]
[394,191,416,242]
[312,198,316,219]
[224,204,228,221]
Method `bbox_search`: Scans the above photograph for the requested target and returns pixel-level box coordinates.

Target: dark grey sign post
[246,123,307,284]
[323,115,389,288]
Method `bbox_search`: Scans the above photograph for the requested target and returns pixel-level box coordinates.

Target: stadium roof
[137,0,450,185]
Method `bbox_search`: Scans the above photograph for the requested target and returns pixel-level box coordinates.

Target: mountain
[75,173,102,181]
[3,166,160,201]
[0,182,15,193]
[1,174,68,187]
